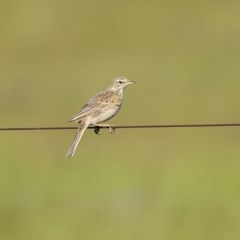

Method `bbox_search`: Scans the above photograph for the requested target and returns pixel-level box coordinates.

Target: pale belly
[92,106,120,124]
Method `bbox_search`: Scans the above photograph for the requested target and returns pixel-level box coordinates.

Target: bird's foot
[94,124,116,134]
[94,126,100,135]
[109,125,116,133]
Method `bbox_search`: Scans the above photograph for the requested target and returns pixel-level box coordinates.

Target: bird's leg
[94,126,100,135]
[109,125,116,133]
[94,124,116,133]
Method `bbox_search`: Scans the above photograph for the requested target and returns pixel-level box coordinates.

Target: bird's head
[112,77,135,90]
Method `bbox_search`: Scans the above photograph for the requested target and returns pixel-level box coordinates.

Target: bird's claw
[109,126,116,133]
[94,126,100,135]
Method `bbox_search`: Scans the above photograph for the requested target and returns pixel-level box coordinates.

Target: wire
[1,123,240,131]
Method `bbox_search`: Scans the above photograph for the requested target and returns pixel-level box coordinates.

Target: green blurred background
[1,0,240,239]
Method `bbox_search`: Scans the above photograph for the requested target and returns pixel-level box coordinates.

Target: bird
[66,77,135,158]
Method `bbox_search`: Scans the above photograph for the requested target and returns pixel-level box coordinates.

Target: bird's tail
[66,122,89,158]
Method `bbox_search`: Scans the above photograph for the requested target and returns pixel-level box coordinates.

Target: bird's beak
[127,80,136,85]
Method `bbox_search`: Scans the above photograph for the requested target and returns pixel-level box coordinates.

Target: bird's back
[70,86,122,122]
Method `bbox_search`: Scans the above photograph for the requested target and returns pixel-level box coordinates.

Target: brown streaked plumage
[66,77,135,157]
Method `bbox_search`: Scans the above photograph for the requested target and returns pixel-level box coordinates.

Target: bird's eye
[118,80,123,84]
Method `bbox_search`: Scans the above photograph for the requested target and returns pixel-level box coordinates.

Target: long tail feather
[66,123,89,158]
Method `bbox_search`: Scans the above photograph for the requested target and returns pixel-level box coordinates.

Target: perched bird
[66,77,135,158]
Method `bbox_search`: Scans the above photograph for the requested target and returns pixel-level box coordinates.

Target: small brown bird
[66,77,135,157]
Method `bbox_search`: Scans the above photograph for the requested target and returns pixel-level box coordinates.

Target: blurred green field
[1,1,240,239]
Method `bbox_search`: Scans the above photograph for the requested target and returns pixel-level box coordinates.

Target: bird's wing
[70,89,116,121]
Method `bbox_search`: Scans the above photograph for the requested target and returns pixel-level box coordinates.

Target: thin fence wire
[1,123,240,131]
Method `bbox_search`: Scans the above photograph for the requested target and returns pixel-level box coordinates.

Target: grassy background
[1,1,240,239]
